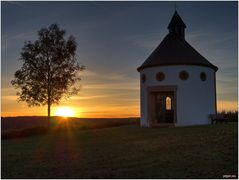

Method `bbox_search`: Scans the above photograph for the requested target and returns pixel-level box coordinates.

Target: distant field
[1,116,139,132]
[1,121,238,179]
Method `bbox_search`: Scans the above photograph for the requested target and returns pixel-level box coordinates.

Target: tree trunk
[47,56,51,129]
[47,102,51,128]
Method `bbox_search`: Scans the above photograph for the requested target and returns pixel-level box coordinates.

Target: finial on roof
[174,2,177,11]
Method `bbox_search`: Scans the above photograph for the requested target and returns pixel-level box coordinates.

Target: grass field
[1,122,238,179]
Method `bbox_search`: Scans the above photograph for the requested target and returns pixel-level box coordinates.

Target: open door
[147,85,177,126]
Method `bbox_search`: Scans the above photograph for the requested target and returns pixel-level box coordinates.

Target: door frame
[147,85,177,127]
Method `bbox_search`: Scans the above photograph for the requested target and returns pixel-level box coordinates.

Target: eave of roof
[137,34,218,72]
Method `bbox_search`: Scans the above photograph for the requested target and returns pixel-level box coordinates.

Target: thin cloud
[70,95,109,100]
[83,82,139,91]
[1,95,18,101]
[124,31,165,51]
[2,31,36,52]
[3,1,27,7]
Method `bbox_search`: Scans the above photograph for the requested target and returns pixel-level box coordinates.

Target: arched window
[166,96,172,110]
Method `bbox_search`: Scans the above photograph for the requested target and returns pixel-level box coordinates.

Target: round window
[200,72,206,81]
[179,71,189,80]
[156,72,165,81]
[141,74,146,83]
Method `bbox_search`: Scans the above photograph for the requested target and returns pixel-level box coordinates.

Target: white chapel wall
[140,65,216,126]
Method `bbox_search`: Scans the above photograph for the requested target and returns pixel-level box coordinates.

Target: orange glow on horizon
[54,107,76,117]
[1,100,237,118]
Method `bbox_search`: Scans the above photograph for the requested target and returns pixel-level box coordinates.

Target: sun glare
[55,107,75,117]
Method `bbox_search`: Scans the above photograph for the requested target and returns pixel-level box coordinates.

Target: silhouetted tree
[11,24,85,128]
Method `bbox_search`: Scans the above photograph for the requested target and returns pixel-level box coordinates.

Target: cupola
[167,11,186,39]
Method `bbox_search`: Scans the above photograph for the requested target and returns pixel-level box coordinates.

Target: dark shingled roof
[137,12,218,72]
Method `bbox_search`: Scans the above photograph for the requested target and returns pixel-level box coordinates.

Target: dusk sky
[2,1,238,117]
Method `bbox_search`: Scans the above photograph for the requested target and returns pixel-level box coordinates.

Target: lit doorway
[155,92,174,123]
[147,86,177,126]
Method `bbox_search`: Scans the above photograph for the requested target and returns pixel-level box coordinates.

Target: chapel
[137,11,218,127]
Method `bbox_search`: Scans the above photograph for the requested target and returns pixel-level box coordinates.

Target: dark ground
[1,118,238,179]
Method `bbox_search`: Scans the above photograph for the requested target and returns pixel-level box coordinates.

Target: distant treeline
[1,117,140,139]
[1,116,140,132]
[218,111,238,122]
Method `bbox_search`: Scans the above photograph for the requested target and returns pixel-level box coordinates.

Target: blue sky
[1,1,238,117]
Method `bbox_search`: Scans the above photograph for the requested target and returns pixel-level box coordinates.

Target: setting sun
[55,107,75,117]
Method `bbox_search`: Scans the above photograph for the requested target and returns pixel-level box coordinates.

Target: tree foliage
[11,24,85,120]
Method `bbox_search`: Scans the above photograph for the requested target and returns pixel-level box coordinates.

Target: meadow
[1,117,238,179]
